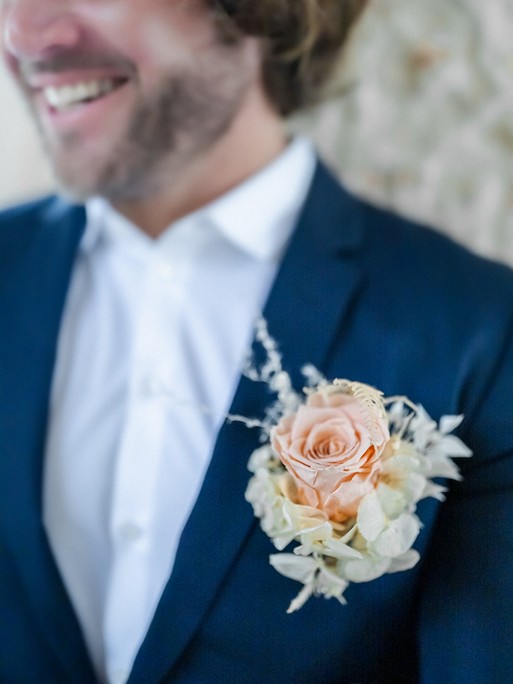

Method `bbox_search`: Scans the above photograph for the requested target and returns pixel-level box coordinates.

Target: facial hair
[91,71,247,201]
[29,45,252,202]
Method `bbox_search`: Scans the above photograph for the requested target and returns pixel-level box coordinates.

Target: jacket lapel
[0,199,96,681]
[129,163,366,682]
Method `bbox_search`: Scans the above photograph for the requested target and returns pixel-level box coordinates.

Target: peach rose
[271,391,389,522]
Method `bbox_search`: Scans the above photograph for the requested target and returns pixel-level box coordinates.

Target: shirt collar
[83,197,153,258]
[203,136,316,261]
[83,136,316,262]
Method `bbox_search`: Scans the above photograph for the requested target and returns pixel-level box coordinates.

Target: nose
[2,0,82,62]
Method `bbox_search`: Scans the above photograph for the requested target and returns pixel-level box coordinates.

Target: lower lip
[36,81,131,132]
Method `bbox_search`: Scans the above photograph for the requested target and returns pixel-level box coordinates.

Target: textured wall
[1,0,512,263]
[299,0,513,264]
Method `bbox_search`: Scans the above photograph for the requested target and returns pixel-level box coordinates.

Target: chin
[49,156,120,202]
[50,168,102,202]
[52,166,155,205]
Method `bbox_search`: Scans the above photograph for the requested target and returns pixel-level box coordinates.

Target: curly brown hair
[212,0,368,116]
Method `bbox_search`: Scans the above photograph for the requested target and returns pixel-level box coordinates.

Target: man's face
[1,0,259,201]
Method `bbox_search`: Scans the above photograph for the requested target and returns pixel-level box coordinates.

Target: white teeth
[43,79,118,111]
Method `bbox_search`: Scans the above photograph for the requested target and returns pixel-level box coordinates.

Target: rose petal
[271,388,389,523]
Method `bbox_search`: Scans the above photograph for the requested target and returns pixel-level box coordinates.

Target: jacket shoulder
[357,196,513,314]
[313,163,513,304]
[0,195,60,231]
[0,196,85,267]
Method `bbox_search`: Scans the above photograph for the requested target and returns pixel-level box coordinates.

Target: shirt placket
[103,249,183,684]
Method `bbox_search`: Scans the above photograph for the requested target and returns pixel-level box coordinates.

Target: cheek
[88,1,215,63]
[69,4,183,66]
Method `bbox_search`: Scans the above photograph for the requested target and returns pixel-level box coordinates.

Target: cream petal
[376,482,407,518]
[387,549,421,573]
[357,491,386,541]
[370,514,421,558]
[322,536,363,560]
[269,553,318,584]
[343,555,391,583]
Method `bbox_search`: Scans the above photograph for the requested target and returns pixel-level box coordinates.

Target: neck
[112,90,287,238]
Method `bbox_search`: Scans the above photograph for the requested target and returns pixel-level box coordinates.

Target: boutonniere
[237,320,472,613]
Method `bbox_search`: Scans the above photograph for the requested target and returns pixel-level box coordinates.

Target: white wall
[0,65,53,203]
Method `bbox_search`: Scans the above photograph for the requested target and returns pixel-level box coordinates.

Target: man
[0,0,512,682]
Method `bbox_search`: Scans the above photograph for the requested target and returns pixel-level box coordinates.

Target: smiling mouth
[42,77,128,112]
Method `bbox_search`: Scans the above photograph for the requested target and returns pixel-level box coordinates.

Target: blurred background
[2,0,513,264]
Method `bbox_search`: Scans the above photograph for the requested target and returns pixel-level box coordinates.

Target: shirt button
[118,522,143,542]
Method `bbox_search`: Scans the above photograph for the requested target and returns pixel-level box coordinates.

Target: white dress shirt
[43,137,316,684]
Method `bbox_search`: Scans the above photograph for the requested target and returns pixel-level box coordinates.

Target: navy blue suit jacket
[1,163,512,683]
